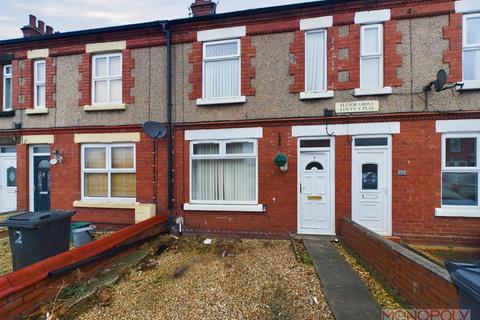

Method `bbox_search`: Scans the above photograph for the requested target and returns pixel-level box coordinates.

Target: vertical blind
[306,31,326,92]
[203,40,240,99]
[360,24,383,89]
[191,142,256,203]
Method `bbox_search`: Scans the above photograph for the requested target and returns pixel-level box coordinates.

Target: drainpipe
[161,22,174,212]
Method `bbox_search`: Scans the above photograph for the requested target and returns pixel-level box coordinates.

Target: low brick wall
[340,218,459,309]
[0,215,167,319]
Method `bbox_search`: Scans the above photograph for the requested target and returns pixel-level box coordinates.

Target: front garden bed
[71,236,333,320]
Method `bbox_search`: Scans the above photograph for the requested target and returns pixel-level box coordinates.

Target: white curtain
[204,41,240,98]
[360,57,381,88]
[360,25,382,88]
[192,143,255,202]
[306,31,326,92]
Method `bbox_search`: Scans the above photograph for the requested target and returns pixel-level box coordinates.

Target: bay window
[441,134,479,211]
[81,144,136,201]
[34,60,46,108]
[3,65,12,111]
[462,13,480,86]
[92,53,122,105]
[190,140,257,204]
[202,39,241,100]
[360,24,383,89]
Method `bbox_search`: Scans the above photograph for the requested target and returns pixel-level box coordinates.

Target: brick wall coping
[340,217,452,283]
[0,215,167,300]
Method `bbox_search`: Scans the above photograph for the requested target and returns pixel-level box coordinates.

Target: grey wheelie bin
[0,210,75,271]
[446,261,480,319]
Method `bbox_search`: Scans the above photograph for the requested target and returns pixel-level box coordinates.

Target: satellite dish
[434,69,448,92]
[142,121,167,139]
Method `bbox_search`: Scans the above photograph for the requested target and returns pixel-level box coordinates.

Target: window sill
[83,103,127,112]
[354,87,392,96]
[435,207,480,218]
[458,81,480,91]
[300,91,334,100]
[196,96,246,106]
[73,200,137,209]
[183,203,265,212]
[25,108,49,115]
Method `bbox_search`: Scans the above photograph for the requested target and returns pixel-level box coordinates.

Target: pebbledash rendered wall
[174,114,480,245]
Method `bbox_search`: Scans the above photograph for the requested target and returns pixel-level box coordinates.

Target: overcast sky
[0,0,320,40]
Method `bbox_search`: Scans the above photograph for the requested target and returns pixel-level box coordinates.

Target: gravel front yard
[75,237,333,320]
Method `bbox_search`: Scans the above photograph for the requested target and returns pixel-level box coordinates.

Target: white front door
[0,156,17,213]
[352,137,392,236]
[298,151,334,235]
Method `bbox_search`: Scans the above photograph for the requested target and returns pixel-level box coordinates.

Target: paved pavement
[303,238,380,320]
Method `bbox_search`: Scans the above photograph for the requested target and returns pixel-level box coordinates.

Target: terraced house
[0,0,479,245]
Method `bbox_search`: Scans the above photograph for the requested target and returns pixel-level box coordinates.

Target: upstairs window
[3,65,12,111]
[463,13,480,83]
[360,24,383,89]
[34,60,45,108]
[305,30,327,93]
[92,53,122,105]
[203,39,241,99]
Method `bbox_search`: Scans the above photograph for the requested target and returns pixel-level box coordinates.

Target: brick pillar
[16,144,29,211]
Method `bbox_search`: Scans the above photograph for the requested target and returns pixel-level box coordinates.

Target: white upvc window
[33,60,46,108]
[360,24,383,89]
[202,39,241,100]
[305,29,327,93]
[462,13,480,87]
[3,65,12,111]
[81,144,136,202]
[439,133,480,216]
[190,140,258,205]
[92,53,122,105]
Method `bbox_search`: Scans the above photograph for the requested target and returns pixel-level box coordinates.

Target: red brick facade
[45,57,56,108]
[174,115,480,245]
[443,13,462,83]
[290,19,402,92]
[384,20,403,87]
[10,57,55,110]
[78,49,135,106]
[78,53,91,106]
[289,31,305,93]
[12,59,33,110]
[14,129,168,229]
[122,49,135,104]
[334,24,360,90]
[188,42,203,100]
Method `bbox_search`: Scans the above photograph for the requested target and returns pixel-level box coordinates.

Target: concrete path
[304,238,380,320]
